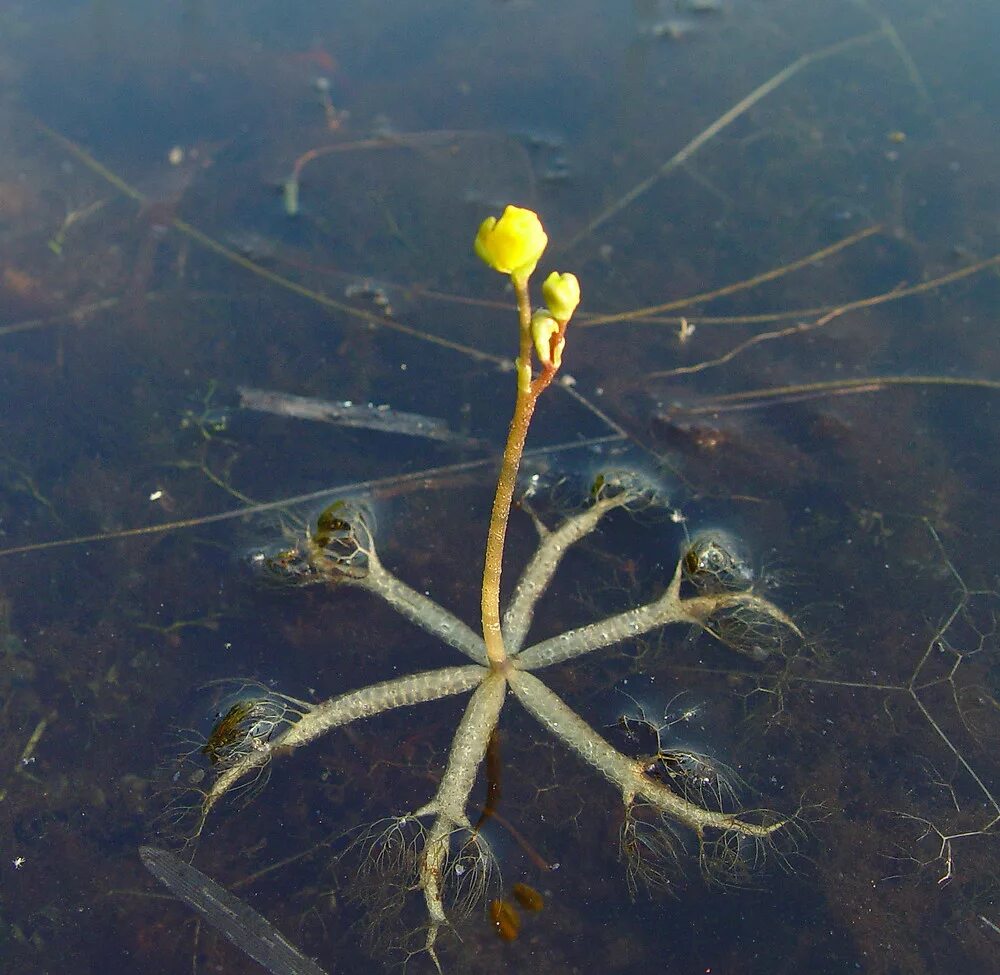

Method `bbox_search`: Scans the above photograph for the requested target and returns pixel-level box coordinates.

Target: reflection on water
[0,1,998,973]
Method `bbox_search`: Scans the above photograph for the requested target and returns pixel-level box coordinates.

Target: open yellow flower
[474,205,548,281]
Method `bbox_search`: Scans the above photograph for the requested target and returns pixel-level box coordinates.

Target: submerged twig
[0,711,57,802]
[239,386,482,446]
[28,117,503,366]
[0,434,624,560]
[666,375,1000,415]
[139,846,330,975]
[577,225,882,327]
[562,29,883,249]
[641,253,1000,382]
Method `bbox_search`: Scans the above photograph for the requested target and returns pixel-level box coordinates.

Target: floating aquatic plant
[173,207,800,970]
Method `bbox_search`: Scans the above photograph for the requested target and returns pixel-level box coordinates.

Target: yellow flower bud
[530,309,564,369]
[541,271,580,322]
[474,205,548,280]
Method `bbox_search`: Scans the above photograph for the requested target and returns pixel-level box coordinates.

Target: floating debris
[514,127,572,186]
[681,0,724,13]
[650,18,699,40]
[517,128,565,152]
[139,846,329,975]
[344,277,394,316]
[489,898,521,941]
[540,154,573,184]
[225,230,279,263]
[488,883,545,941]
[238,387,480,445]
[282,178,300,217]
[511,882,544,911]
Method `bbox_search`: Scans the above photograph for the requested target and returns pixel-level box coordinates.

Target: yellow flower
[541,271,580,322]
[474,205,548,281]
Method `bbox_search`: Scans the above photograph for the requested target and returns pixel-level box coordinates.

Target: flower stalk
[474,207,580,670]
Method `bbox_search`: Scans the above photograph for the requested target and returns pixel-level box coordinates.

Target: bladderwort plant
[176,206,802,970]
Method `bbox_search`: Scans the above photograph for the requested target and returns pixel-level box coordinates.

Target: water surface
[1,2,998,973]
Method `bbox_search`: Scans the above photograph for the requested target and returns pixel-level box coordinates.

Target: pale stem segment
[413,672,507,968]
[509,669,784,839]
[504,493,629,653]
[359,549,488,664]
[198,665,488,828]
[515,559,801,671]
[516,559,688,670]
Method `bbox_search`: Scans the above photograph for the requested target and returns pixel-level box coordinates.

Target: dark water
[1,1,998,973]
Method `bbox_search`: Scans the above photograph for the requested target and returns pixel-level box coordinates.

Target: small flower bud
[531,309,564,369]
[474,205,548,280]
[541,271,580,322]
